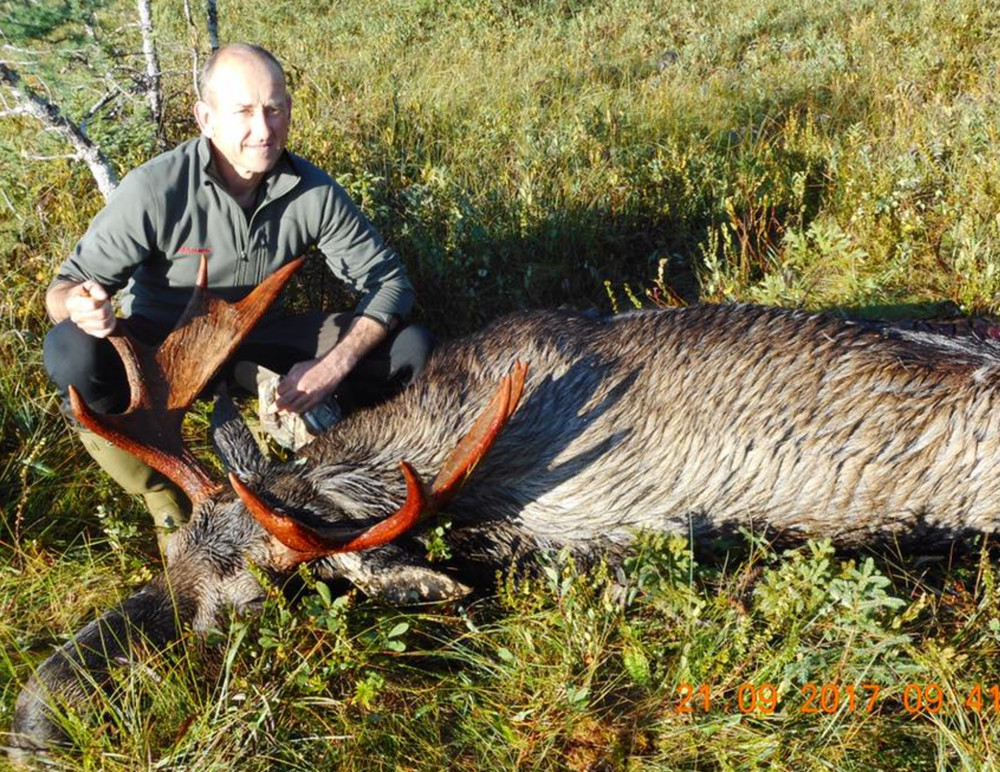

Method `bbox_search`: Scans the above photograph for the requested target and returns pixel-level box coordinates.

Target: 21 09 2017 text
[674,682,1000,715]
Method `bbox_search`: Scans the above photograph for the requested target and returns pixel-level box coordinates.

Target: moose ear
[211,388,270,479]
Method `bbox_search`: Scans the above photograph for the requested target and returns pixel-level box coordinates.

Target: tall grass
[4,0,1000,768]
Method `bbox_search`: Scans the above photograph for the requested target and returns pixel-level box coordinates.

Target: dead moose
[12,257,1000,752]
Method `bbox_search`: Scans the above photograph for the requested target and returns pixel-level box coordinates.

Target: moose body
[308,303,1000,561]
[13,302,1000,752]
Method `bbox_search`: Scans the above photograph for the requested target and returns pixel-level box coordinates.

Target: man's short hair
[198,43,286,99]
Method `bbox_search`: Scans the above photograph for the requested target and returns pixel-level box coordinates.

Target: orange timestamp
[675,682,1000,715]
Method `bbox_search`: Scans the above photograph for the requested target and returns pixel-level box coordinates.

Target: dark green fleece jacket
[54,136,414,327]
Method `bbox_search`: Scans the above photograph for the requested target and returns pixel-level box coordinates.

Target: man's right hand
[63,280,117,338]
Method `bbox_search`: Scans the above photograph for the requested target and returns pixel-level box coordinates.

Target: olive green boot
[77,429,191,557]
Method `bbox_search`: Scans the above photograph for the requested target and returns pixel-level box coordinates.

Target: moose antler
[69,256,306,506]
[231,360,530,559]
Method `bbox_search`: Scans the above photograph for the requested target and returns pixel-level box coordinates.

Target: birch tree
[136,0,165,149]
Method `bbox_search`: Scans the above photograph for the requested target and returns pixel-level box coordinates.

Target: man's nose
[250,108,271,138]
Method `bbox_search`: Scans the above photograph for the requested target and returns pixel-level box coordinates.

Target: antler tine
[429,359,528,505]
[232,361,530,560]
[70,384,222,500]
[230,462,427,559]
[72,256,306,505]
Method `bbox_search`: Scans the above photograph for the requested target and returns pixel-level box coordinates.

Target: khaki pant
[77,429,190,557]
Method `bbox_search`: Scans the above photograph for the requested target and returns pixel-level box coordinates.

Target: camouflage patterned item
[257,368,341,450]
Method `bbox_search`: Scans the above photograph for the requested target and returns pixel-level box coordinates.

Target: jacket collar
[196,135,301,203]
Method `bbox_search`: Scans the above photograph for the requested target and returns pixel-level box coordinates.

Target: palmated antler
[69,256,306,506]
[231,360,530,560]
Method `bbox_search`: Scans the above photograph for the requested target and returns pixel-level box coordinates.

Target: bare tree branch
[82,88,120,126]
[0,61,118,199]
[0,186,23,221]
[23,152,80,161]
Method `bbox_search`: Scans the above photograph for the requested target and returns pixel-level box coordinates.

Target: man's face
[194,53,291,184]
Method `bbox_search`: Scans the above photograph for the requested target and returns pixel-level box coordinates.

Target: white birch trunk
[182,0,201,96]
[136,0,164,147]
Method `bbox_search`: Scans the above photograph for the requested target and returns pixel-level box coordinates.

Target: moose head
[11,258,527,754]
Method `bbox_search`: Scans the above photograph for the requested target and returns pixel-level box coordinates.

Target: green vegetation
[3,0,1000,768]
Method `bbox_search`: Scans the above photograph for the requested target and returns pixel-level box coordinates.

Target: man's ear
[194,99,213,135]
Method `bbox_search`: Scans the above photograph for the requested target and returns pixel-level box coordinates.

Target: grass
[4,0,1000,768]
[5,536,1000,770]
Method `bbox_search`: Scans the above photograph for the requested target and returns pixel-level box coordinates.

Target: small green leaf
[387,621,409,639]
[566,685,589,707]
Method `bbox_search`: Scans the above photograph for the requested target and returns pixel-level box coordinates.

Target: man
[43,43,433,553]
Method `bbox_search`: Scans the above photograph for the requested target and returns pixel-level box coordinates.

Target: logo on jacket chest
[176,246,212,256]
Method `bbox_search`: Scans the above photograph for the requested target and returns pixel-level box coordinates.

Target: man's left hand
[275,357,341,413]
[273,315,390,414]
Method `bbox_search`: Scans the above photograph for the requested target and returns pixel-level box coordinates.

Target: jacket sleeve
[314,183,414,326]
[52,167,160,294]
